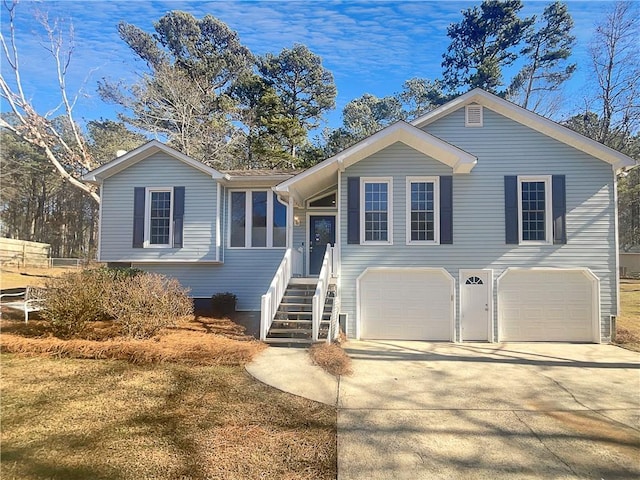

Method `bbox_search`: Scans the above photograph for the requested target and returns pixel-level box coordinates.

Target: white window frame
[144,187,173,248]
[227,189,287,249]
[406,176,440,245]
[307,190,337,209]
[517,175,552,245]
[360,177,393,245]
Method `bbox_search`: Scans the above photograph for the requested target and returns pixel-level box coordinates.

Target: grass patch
[309,342,352,376]
[616,279,640,352]
[0,317,265,366]
[1,355,336,480]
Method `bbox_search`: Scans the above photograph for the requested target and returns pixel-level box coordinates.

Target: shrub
[211,292,237,318]
[105,273,193,339]
[42,269,112,338]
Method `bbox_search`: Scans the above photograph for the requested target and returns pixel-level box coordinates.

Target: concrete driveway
[338,341,640,480]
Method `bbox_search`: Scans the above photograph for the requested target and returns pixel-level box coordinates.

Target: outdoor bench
[0,286,47,323]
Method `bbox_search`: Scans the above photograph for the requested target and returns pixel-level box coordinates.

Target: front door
[460,269,493,341]
[309,215,335,275]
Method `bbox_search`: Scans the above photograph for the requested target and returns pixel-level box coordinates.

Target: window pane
[521,181,546,241]
[150,191,171,245]
[273,193,287,247]
[364,182,388,241]
[230,192,246,247]
[252,191,267,247]
[410,182,434,241]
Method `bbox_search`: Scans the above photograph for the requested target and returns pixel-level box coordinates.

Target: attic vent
[465,105,483,127]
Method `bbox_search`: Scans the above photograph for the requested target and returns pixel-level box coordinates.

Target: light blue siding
[100,152,218,262]
[134,248,284,310]
[101,153,288,310]
[339,108,617,341]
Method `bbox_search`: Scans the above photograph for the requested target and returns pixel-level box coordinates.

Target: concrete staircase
[264,278,335,346]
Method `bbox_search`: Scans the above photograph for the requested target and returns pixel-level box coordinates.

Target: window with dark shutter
[552,175,566,244]
[440,176,453,244]
[347,177,360,244]
[504,176,519,244]
[133,187,145,248]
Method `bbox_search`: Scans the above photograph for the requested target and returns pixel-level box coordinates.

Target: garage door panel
[499,270,596,342]
[360,269,452,341]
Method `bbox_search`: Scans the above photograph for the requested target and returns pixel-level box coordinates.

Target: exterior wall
[100,152,218,262]
[100,153,288,310]
[338,108,617,341]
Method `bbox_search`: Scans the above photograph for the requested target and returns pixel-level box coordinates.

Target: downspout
[613,166,621,322]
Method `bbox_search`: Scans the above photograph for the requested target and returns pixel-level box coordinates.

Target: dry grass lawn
[309,342,353,376]
[1,355,336,480]
[616,279,640,352]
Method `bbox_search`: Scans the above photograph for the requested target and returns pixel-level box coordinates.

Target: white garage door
[359,268,453,340]
[498,269,598,342]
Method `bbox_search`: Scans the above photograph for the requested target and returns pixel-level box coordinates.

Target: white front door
[460,269,492,341]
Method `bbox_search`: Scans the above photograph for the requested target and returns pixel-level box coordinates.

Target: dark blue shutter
[504,176,519,244]
[439,176,453,244]
[133,187,145,248]
[347,177,360,244]
[552,175,566,244]
[173,186,185,248]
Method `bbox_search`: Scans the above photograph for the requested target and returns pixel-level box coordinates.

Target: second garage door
[498,269,599,342]
[359,268,454,340]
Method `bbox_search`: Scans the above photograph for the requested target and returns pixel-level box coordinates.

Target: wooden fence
[0,238,51,268]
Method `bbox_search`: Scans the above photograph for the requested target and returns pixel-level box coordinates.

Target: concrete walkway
[247,342,640,480]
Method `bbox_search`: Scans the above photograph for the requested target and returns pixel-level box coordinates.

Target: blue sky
[1,0,614,134]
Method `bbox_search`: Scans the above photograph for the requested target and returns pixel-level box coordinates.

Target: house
[84,88,636,344]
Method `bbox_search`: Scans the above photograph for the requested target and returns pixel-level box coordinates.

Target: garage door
[359,268,453,340]
[498,269,598,342]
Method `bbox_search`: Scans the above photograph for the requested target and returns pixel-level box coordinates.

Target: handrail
[312,244,333,342]
[260,248,294,341]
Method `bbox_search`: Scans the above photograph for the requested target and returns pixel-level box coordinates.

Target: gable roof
[83,140,225,183]
[412,88,636,171]
[275,121,477,205]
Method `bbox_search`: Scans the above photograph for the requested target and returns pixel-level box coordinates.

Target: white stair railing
[312,245,333,342]
[260,248,294,341]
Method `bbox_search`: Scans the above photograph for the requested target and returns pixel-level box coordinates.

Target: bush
[105,273,193,339]
[211,292,237,318]
[42,269,112,338]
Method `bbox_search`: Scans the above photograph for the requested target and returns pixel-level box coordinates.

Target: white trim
[496,267,601,343]
[143,187,174,248]
[459,269,493,342]
[274,121,477,206]
[517,175,553,245]
[130,260,223,264]
[465,105,483,127]
[215,184,221,262]
[406,176,440,245]
[360,177,393,245]
[83,140,225,183]
[336,169,342,278]
[412,88,635,171]
[226,188,288,250]
[97,182,103,262]
[355,267,456,341]
[613,170,621,317]
[306,212,337,277]
[307,189,337,209]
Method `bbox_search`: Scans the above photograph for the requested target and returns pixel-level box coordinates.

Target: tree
[259,44,337,158]
[397,78,448,120]
[86,120,147,164]
[99,11,253,167]
[587,1,639,149]
[0,1,99,203]
[342,93,402,140]
[509,1,576,112]
[442,0,534,93]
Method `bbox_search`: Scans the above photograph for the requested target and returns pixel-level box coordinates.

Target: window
[406,177,439,244]
[229,191,287,248]
[518,176,552,244]
[360,178,392,244]
[308,191,336,208]
[144,188,173,247]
